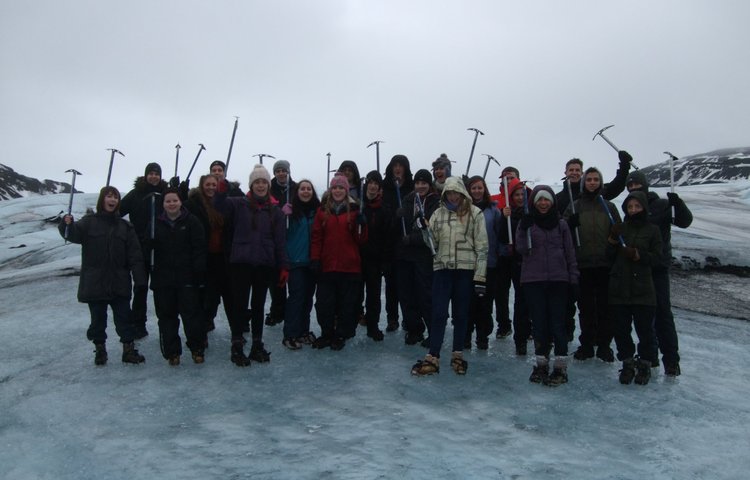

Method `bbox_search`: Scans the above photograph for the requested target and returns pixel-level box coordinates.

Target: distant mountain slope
[641,147,750,187]
[0,163,81,201]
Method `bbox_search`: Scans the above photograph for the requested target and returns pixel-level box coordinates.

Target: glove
[623,246,640,261]
[309,260,321,276]
[281,203,293,216]
[618,150,633,165]
[474,281,487,297]
[169,176,180,189]
[63,214,74,225]
[567,213,580,229]
[278,268,289,287]
[569,283,580,302]
[356,212,367,226]
[666,192,679,207]
[519,214,534,230]
[178,180,190,198]
[609,222,625,239]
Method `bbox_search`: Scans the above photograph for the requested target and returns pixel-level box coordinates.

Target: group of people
[61,148,692,386]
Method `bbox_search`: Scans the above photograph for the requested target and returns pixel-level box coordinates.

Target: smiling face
[366,181,381,200]
[297,181,314,202]
[565,163,583,183]
[470,182,485,202]
[433,166,447,182]
[445,191,461,204]
[146,171,161,186]
[584,172,601,193]
[511,188,525,208]
[202,176,218,198]
[252,178,269,197]
[330,185,347,202]
[274,168,289,185]
[163,192,182,217]
[535,197,552,214]
[414,180,430,197]
[102,192,119,213]
[210,165,225,181]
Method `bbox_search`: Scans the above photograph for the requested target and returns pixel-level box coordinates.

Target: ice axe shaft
[481,154,500,180]
[395,179,407,237]
[598,195,626,247]
[224,117,239,175]
[465,128,485,177]
[326,153,331,186]
[174,143,181,178]
[502,176,512,245]
[185,144,206,182]
[566,178,581,247]
[63,169,82,241]
[105,148,124,187]
[664,151,678,194]
[592,124,639,170]
[368,140,384,173]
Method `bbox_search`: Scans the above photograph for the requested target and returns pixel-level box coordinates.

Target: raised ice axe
[185,144,206,183]
[663,151,679,194]
[367,140,384,173]
[224,116,239,175]
[592,124,639,170]
[481,154,501,180]
[173,143,181,179]
[253,153,276,166]
[63,169,82,241]
[465,127,485,176]
[105,148,124,187]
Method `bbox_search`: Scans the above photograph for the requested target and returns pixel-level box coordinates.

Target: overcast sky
[1,0,748,194]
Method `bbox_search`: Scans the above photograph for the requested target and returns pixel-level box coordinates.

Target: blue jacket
[286,209,316,268]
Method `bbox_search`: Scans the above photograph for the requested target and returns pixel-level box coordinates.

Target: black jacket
[149,207,207,289]
[120,177,169,240]
[645,191,693,269]
[394,191,440,262]
[60,213,146,302]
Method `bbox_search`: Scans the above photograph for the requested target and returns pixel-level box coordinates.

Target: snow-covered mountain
[0,163,81,201]
[640,146,750,187]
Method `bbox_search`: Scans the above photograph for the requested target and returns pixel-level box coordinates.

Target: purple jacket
[516,219,579,285]
[214,193,288,269]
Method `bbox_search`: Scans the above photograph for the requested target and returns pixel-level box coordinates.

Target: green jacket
[565,194,621,269]
[428,177,488,282]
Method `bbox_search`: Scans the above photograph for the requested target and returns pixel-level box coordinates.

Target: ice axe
[105,148,124,187]
[173,143,181,179]
[145,192,162,271]
[185,144,206,183]
[326,152,332,186]
[663,151,678,194]
[592,124,639,170]
[566,177,581,247]
[224,116,239,175]
[367,140,384,173]
[63,169,82,242]
[465,127,485,177]
[481,154,500,180]
[253,153,276,166]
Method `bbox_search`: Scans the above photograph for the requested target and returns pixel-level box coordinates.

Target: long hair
[292,179,320,220]
[96,186,121,214]
[198,174,224,229]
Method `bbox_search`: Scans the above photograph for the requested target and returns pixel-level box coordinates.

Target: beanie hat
[532,189,555,205]
[144,162,162,176]
[365,170,383,187]
[330,173,349,190]
[626,170,649,189]
[272,160,290,173]
[209,160,226,172]
[248,164,271,186]
[413,169,433,185]
[432,153,451,170]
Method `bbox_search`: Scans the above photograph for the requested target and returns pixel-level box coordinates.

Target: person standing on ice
[148,189,207,365]
[625,170,692,377]
[267,159,297,328]
[310,173,368,350]
[564,167,621,363]
[119,162,168,339]
[60,186,146,365]
[606,191,663,385]
[214,164,288,366]
[517,185,579,387]
[411,176,488,376]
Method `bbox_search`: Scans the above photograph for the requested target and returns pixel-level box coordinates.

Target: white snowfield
[1,184,749,479]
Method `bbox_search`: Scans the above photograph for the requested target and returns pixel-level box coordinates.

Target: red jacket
[311,203,368,274]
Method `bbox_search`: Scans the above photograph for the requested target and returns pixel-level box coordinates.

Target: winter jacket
[564,192,622,269]
[184,189,225,254]
[149,207,207,289]
[394,190,440,262]
[477,200,503,269]
[516,186,579,285]
[119,176,169,240]
[644,191,693,269]
[286,208,316,268]
[555,159,630,214]
[428,177,488,282]
[271,178,297,206]
[60,213,146,303]
[311,199,368,274]
[607,191,663,306]
[214,192,288,269]
[360,193,391,265]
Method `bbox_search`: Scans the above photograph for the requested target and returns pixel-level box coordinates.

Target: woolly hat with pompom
[248,164,271,187]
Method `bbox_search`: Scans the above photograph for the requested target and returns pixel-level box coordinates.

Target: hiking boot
[634,358,652,385]
[94,343,108,366]
[529,364,549,384]
[264,313,283,326]
[168,355,181,366]
[411,354,439,376]
[596,346,615,363]
[330,337,346,351]
[298,331,317,345]
[420,336,431,348]
[133,325,148,340]
[367,329,385,342]
[496,326,512,339]
[230,341,251,367]
[573,345,595,361]
[450,351,468,375]
[664,362,681,377]
[404,332,425,345]
[386,318,399,332]
[544,368,568,387]
[619,358,636,384]
[121,342,145,364]
[516,343,527,356]
[191,350,205,364]
[312,336,332,349]
[282,337,302,350]
[249,342,271,363]
[476,338,489,350]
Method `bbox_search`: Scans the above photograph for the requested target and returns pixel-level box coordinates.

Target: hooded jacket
[382,155,414,214]
[120,176,169,240]
[337,160,362,201]
[311,196,368,274]
[428,176,488,282]
[555,158,630,214]
[606,190,663,306]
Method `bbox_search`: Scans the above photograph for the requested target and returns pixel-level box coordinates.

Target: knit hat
[248,164,271,186]
[413,169,433,185]
[330,173,349,190]
[626,170,649,189]
[144,162,162,177]
[272,160,290,173]
[432,153,451,170]
[532,188,555,205]
[209,160,226,172]
[365,170,383,187]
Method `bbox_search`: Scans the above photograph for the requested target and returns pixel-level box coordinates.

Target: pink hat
[330,173,349,190]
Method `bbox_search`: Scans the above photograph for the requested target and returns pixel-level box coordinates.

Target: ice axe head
[65,169,82,176]
[468,128,485,136]
[199,143,206,151]
[592,124,615,141]
[663,151,678,161]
